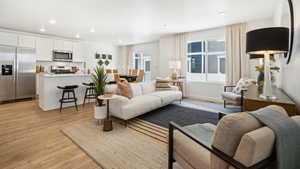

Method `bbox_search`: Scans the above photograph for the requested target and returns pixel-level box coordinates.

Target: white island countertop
[38,73,92,111]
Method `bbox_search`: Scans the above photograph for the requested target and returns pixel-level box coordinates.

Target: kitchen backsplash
[36,61,85,73]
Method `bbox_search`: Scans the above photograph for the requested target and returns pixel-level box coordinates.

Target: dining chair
[135,70,144,82]
[114,73,121,82]
[113,69,118,74]
[132,69,138,76]
[106,69,113,74]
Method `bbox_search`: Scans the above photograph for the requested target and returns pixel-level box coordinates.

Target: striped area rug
[127,119,168,143]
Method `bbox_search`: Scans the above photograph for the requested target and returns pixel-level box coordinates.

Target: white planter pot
[94,106,107,120]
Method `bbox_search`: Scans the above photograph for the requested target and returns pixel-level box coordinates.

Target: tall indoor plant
[91,66,107,120]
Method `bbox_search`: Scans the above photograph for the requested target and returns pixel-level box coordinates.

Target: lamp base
[259,94,277,100]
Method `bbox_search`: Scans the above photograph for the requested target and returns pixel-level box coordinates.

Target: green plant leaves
[91,66,107,106]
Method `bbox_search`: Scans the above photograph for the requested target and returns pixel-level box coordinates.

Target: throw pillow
[156,82,170,88]
[117,79,133,99]
[232,78,254,94]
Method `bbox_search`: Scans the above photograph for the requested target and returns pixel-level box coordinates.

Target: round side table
[98,95,117,132]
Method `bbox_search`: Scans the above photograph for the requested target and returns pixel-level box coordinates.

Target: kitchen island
[38,73,92,111]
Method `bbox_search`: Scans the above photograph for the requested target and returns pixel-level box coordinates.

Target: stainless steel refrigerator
[0,46,36,102]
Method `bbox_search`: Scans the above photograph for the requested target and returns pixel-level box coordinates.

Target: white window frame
[187,40,226,82]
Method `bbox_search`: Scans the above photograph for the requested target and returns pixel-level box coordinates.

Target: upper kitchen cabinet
[53,40,73,51]
[36,37,53,61]
[72,42,85,62]
[18,35,36,48]
[0,32,18,46]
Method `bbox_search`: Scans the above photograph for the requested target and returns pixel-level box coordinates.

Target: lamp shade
[246,27,289,55]
[169,61,181,69]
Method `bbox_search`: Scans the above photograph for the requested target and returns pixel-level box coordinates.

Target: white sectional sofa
[105,81,182,120]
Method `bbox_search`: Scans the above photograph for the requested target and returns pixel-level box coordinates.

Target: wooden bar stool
[57,85,79,112]
[82,82,96,107]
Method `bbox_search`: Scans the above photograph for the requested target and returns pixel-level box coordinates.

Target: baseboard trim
[185,96,223,104]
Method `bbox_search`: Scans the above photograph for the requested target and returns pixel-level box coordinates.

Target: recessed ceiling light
[75,34,80,38]
[90,28,95,33]
[48,19,56,24]
[218,11,225,16]
[40,27,46,32]
[118,40,123,43]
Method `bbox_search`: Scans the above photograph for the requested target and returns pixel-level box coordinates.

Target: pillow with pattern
[232,78,254,94]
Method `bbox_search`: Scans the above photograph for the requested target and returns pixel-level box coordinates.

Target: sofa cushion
[221,92,241,102]
[149,91,182,105]
[140,82,156,95]
[232,127,275,168]
[130,83,143,97]
[292,116,300,126]
[121,95,161,120]
[212,105,288,169]
[174,129,211,169]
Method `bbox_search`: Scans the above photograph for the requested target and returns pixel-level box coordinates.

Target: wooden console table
[243,85,297,116]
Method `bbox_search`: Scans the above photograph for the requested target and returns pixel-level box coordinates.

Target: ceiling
[0,0,280,45]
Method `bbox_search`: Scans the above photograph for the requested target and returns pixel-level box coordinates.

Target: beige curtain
[126,45,133,71]
[225,23,249,85]
[174,33,187,95]
[174,33,187,77]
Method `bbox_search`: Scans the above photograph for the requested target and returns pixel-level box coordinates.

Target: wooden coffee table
[98,95,117,132]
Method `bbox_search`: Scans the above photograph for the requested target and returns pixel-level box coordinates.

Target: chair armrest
[224,85,236,92]
[168,122,274,169]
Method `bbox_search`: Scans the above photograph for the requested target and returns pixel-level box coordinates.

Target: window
[132,53,152,81]
[187,40,226,82]
[133,53,142,69]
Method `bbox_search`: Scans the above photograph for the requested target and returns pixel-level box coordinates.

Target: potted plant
[91,66,107,121]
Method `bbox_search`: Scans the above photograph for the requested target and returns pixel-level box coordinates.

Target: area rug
[62,120,181,169]
[137,104,219,128]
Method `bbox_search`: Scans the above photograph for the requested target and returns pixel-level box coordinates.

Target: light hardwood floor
[0,100,101,169]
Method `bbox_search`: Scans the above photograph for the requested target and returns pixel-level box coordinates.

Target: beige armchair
[169,105,300,169]
[222,78,255,111]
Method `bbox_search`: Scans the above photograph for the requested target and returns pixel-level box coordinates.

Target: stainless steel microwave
[53,50,73,62]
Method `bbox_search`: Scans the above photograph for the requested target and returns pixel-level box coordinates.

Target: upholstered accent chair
[169,105,300,169]
[222,78,255,111]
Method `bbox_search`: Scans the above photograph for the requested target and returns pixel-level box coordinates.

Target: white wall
[280,0,300,109]
[130,41,160,79]
[81,41,119,72]
[118,41,160,79]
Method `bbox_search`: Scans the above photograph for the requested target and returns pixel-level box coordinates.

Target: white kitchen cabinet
[36,37,53,61]
[54,40,73,51]
[63,41,73,51]
[0,32,18,46]
[53,40,64,50]
[72,42,85,62]
[18,35,36,48]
